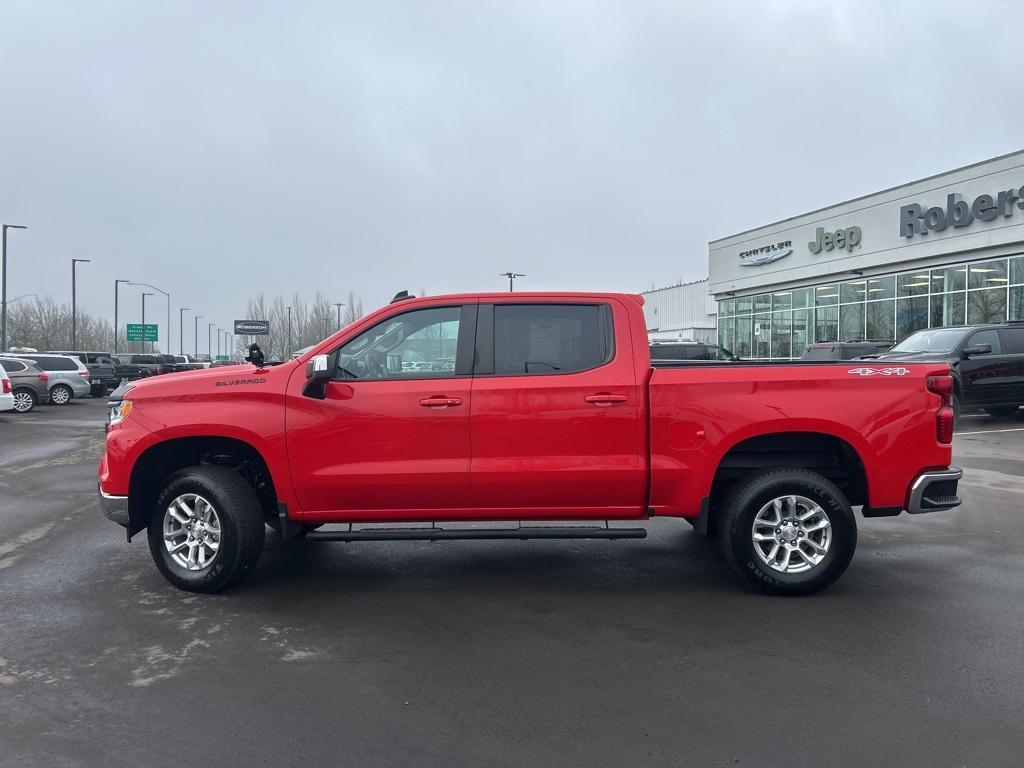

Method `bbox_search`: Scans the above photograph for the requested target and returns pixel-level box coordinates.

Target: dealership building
[708,150,1024,359]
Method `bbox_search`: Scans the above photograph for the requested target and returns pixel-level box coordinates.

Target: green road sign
[126,323,158,342]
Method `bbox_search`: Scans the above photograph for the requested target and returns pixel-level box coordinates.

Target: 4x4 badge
[847,367,910,376]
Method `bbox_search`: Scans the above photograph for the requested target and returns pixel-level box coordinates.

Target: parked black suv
[858,322,1024,419]
[649,342,738,361]
[801,340,893,361]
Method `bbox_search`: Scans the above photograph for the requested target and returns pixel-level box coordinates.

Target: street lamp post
[208,322,214,357]
[334,302,346,329]
[71,258,91,349]
[194,315,203,357]
[286,306,292,358]
[1,224,28,353]
[217,329,222,358]
[141,293,154,352]
[129,282,170,354]
[499,272,525,292]
[179,308,189,355]
[114,279,130,354]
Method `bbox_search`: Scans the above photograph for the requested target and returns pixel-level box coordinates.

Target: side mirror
[962,343,992,358]
[303,354,331,399]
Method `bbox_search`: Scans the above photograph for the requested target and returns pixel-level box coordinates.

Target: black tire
[983,405,1018,418]
[12,387,36,413]
[952,392,962,428]
[147,465,265,593]
[90,384,106,397]
[49,384,73,405]
[717,468,857,596]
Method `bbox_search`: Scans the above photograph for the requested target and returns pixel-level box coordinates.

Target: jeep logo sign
[808,225,862,254]
[900,187,1024,238]
[234,319,270,335]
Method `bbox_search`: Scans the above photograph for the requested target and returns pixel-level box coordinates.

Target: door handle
[419,397,463,408]
[584,393,628,406]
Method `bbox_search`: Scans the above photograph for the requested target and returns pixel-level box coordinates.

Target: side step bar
[305,526,647,542]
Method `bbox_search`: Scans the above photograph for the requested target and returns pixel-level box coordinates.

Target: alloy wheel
[163,493,222,571]
[751,494,832,574]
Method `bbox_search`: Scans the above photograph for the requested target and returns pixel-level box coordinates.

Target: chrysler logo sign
[738,239,792,267]
[234,319,270,335]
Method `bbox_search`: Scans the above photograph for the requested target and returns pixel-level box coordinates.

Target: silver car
[1,353,91,405]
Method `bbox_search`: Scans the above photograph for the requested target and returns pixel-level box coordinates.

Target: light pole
[114,279,130,354]
[500,272,525,292]
[208,322,214,357]
[334,302,345,329]
[286,306,292,358]
[217,328,222,358]
[179,308,189,355]
[71,258,91,349]
[141,292,154,352]
[1,224,28,353]
[194,315,203,357]
[129,282,170,354]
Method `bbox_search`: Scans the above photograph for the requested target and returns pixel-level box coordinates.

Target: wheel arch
[127,435,279,539]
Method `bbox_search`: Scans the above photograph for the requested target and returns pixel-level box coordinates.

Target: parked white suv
[0,362,14,412]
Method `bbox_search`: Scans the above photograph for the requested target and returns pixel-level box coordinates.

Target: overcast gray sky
[2,0,1022,346]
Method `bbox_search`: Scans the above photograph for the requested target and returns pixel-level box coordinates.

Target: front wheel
[717,468,857,596]
[147,465,266,593]
[12,388,36,413]
[49,384,73,405]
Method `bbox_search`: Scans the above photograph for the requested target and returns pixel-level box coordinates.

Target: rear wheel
[717,468,857,595]
[49,384,72,405]
[147,465,265,593]
[984,405,1018,418]
[90,383,106,397]
[12,388,36,413]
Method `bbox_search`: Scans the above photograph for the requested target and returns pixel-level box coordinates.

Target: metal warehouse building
[708,149,1024,359]
[641,278,717,343]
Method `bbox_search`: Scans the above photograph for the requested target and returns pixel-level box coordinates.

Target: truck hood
[855,351,953,363]
[111,362,296,399]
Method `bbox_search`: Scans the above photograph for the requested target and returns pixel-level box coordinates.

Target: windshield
[891,328,968,353]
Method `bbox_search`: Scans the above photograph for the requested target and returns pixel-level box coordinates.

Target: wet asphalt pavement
[2,396,1023,767]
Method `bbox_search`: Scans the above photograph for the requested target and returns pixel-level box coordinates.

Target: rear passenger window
[493,304,612,375]
[999,328,1024,354]
[1,359,26,372]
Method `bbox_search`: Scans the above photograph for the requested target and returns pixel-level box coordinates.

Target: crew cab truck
[99,292,962,595]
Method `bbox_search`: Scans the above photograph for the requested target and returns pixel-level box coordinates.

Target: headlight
[108,399,134,426]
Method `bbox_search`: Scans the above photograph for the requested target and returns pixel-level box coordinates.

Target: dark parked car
[801,340,893,360]
[858,322,1024,419]
[0,357,50,412]
[112,354,169,379]
[48,350,119,395]
[649,342,738,361]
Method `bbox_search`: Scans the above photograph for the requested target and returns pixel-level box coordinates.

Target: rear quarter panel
[648,362,954,516]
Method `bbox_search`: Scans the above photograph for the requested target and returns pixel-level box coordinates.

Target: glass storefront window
[792,309,811,357]
[1011,257,1024,286]
[897,272,931,297]
[771,311,792,358]
[719,299,734,317]
[752,314,771,358]
[753,294,772,313]
[735,316,752,358]
[840,280,867,304]
[896,297,929,340]
[931,266,966,293]
[735,295,753,314]
[719,318,734,350]
[865,276,895,301]
[814,306,838,343]
[968,259,1008,290]
[1011,286,1024,321]
[772,292,793,311]
[792,288,811,309]
[931,292,965,327]
[865,300,895,341]
[814,285,839,306]
[967,288,1008,324]
[839,303,865,341]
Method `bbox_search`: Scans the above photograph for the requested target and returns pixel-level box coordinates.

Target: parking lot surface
[2,397,1024,767]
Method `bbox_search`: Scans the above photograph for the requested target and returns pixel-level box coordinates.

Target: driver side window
[335,306,462,380]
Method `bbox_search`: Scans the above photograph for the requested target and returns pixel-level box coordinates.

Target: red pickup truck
[99,291,962,595]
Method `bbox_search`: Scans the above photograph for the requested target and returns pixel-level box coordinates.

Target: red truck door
[469,300,646,517]
[285,303,477,517]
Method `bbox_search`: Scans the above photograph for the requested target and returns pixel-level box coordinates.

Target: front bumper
[99,485,130,527]
[907,466,963,514]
